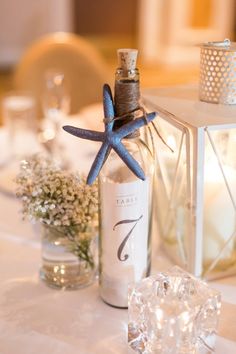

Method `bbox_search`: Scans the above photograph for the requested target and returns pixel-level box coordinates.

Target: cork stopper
[117,49,138,71]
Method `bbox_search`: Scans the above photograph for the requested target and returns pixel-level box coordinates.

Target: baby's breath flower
[15,154,98,231]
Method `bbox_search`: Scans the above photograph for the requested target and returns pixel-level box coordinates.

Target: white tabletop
[0,106,236,354]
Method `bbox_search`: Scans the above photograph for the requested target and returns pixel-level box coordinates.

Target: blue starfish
[63,84,156,185]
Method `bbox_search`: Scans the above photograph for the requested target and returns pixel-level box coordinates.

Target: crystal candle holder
[128,266,221,354]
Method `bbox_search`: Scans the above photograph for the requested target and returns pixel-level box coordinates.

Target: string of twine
[115,81,140,117]
[103,80,174,154]
[114,80,140,137]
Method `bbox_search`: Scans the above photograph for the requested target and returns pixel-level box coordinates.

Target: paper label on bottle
[100,178,150,284]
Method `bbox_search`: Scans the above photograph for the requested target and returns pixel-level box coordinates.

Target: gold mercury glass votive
[199,39,236,105]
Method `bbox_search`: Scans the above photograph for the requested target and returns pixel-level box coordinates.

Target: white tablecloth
[0,110,236,354]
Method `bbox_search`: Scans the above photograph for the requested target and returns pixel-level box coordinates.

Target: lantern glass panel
[203,128,236,277]
[155,116,190,269]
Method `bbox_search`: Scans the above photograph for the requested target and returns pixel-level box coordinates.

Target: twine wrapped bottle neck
[114,68,140,138]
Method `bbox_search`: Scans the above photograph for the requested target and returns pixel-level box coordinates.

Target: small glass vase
[40,223,97,289]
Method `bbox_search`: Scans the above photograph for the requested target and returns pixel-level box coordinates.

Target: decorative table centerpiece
[16,154,98,289]
[143,40,236,280]
[63,49,157,308]
[128,266,221,354]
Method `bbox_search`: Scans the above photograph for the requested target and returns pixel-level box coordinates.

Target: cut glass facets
[128,266,221,354]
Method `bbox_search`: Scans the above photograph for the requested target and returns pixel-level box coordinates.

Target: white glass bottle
[99,49,155,308]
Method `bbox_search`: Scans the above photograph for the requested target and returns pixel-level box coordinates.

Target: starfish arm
[87,142,111,185]
[63,125,104,142]
[116,112,156,139]
[113,143,145,181]
[103,84,115,119]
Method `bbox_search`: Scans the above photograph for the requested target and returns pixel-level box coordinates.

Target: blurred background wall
[0,0,235,68]
[0,0,235,112]
[0,0,73,68]
[74,0,137,60]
